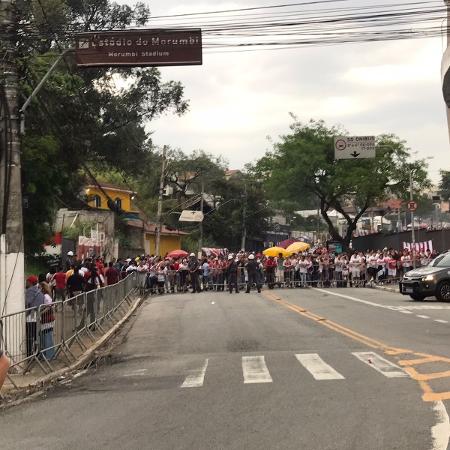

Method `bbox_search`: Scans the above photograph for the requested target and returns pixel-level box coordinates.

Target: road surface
[2,286,450,450]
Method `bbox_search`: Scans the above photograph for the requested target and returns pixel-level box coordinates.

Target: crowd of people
[47,246,437,296]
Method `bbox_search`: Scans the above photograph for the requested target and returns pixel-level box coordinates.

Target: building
[442,1,450,138]
[124,217,186,257]
[85,182,138,214]
[50,182,186,260]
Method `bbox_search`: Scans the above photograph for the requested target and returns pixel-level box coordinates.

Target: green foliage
[10,1,189,252]
[439,170,450,201]
[253,119,430,248]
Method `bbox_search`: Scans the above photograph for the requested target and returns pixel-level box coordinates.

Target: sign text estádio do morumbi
[75,29,202,67]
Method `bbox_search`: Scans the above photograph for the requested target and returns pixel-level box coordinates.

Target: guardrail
[0,273,139,380]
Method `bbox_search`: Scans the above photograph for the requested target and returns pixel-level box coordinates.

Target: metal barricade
[0,273,140,378]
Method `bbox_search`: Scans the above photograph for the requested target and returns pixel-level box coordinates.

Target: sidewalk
[0,295,143,406]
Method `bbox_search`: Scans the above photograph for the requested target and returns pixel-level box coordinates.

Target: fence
[137,267,401,293]
[0,273,139,380]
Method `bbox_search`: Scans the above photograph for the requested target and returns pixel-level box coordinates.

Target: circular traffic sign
[335,139,347,151]
[407,201,418,212]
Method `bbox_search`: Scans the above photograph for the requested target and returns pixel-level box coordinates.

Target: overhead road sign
[179,210,204,223]
[334,136,376,160]
[75,28,202,68]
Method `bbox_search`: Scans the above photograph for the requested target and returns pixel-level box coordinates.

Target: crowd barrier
[0,273,139,380]
[137,268,401,293]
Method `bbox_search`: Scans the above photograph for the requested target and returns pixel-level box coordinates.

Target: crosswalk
[180,352,408,388]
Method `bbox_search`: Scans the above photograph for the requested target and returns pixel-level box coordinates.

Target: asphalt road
[2,286,450,450]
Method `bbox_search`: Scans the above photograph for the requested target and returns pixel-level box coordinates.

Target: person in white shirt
[368,252,379,282]
[334,255,343,287]
[298,256,309,287]
[401,250,413,277]
[350,253,361,287]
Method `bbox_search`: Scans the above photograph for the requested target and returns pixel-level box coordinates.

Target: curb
[0,295,144,409]
[368,284,399,294]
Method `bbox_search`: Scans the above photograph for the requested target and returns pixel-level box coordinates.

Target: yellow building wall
[86,187,136,212]
[145,234,182,256]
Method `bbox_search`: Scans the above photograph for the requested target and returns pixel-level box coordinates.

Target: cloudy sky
[120,0,450,182]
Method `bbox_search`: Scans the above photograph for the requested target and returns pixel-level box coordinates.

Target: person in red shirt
[264,256,277,289]
[105,262,120,286]
[53,266,67,302]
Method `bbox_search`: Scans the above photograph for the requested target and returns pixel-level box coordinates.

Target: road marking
[435,320,448,324]
[417,315,430,319]
[313,288,395,310]
[262,291,450,402]
[399,310,413,314]
[432,401,450,450]
[400,305,450,310]
[242,356,273,384]
[122,369,148,377]
[295,353,345,380]
[181,359,209,388]
[352,352,408,378]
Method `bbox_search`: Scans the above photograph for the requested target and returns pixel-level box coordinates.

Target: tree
[253,119,430,249]
[7,1,189,253]
[439,170,450,201]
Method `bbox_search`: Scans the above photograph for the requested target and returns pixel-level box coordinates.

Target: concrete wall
[352,229,450,252]
[54,209,116,259]
[144,233,182,257]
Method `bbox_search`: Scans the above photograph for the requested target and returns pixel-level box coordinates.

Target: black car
[400,252,450,301]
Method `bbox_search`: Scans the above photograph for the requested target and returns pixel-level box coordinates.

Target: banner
[403,240,433,253]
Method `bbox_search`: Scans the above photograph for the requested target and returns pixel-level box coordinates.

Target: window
[93,195,101,208]
[114,198,122,210]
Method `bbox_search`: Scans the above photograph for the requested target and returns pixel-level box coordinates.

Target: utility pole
[155,146,167,257]
[0,0,25,358]
[410,169,416,268]
[198,178,204,257]
[241,182,247,251]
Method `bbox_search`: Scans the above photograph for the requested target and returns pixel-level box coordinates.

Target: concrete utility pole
[0,1,25,319]
[241,182,247,251]
[198,178,204,257]
[410,169,416,269]
[155,146,167,257]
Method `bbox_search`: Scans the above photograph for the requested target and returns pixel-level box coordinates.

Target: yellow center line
[262,291,450,403]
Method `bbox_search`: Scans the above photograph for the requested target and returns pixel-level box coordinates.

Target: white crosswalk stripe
[181,359,209,388]
[296,353,345,380]
[352,352,408,378]
[242,356,273,384]
[178,352,410,388]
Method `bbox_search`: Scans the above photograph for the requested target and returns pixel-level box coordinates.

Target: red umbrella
[278,239,298,249]
[167,249,189,258]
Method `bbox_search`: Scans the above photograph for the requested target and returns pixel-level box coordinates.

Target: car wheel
[409,294,425,301]
[436,281,450,301]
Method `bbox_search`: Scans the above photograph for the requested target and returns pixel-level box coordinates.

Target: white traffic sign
[334,136,376,160]
[179,210,204,222]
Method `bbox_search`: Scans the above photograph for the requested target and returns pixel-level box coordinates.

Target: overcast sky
[120,0,450,183]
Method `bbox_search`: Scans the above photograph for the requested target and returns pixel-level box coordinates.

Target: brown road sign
[75,29,202,68]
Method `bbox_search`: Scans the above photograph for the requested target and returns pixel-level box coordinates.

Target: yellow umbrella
[286,242,311,254]
[263,247,290,258]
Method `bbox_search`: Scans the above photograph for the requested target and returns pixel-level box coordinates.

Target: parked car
[400,252,450,301]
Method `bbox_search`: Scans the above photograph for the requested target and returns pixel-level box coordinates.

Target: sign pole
[155,146,167,257]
